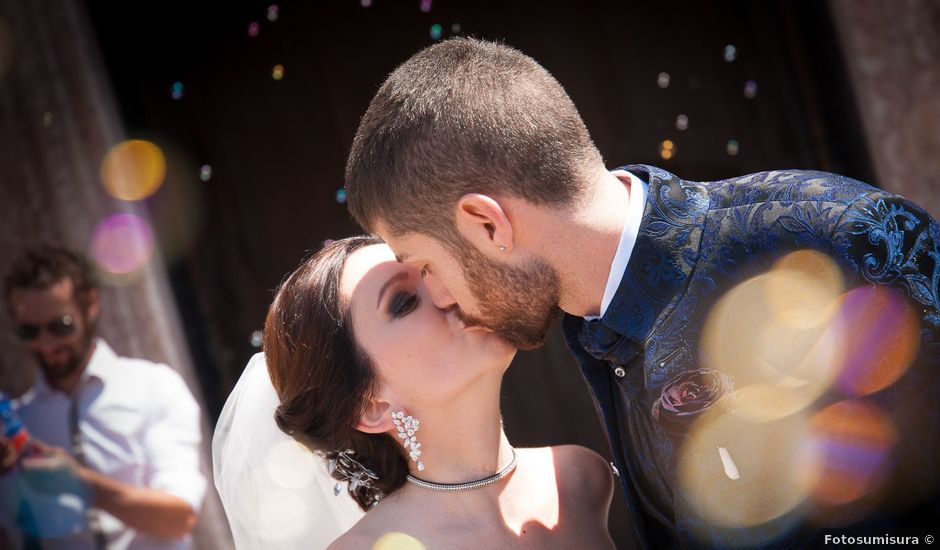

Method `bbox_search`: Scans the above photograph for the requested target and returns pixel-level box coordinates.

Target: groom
[344,38,940,547]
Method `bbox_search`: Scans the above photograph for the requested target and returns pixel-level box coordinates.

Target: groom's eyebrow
[377,272,409,308]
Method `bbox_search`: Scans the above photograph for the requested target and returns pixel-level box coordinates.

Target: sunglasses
[15,314,77,341]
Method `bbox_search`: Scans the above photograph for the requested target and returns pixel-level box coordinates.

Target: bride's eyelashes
[390,291,419,318]
[419,265,430,278]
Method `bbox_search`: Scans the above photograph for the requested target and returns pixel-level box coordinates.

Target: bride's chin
[497,350,518,373]
[469,338,516,372]
[489,336,518,365]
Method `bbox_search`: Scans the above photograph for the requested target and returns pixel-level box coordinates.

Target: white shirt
[3,339,206,550]
[585,170,649,321]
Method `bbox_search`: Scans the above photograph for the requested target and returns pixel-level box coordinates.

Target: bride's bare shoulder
[332,528,431,550]
[327,496,419,550]
[544,445,615,510]
[327,530,370,550]
[327,517,388,550]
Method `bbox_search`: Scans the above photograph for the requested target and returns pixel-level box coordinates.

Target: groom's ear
[354,397,394,434]
[454,194,514,254]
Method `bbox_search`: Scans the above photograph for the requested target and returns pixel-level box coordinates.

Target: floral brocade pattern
[835,195,940,329]
[563,165,940,549]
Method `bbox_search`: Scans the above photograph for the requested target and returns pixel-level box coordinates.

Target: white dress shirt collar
[584,169,648,321]
[82,338,118,382]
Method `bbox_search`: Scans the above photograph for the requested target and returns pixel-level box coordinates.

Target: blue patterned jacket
[562,165,940,549]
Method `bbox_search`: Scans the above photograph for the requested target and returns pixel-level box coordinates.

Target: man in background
[0,245,206,549]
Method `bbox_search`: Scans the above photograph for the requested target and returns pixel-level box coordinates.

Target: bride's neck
[404,376,513,484]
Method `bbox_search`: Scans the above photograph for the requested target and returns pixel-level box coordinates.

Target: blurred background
[0,0,937,548]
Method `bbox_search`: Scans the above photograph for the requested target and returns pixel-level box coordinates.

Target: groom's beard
[455,245,562,350]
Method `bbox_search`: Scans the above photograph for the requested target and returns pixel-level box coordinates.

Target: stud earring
[498,245,507,252]
[391,411,424,471]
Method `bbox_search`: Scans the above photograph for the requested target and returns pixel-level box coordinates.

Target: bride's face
[340,244,516,405]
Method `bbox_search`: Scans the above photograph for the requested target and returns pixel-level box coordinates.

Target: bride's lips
[459,318,494,334]
[448,307,493,333]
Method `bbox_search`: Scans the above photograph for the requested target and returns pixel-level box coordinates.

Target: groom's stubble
[453,243,563,350]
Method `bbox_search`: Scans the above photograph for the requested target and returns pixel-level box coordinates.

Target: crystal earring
[391,411,424,471]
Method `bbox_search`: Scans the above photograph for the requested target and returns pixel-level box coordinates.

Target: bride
[213,236,615,549]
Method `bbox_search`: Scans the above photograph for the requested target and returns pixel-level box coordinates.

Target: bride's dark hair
[264,235,408,510]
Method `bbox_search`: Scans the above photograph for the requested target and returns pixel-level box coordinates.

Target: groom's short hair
[345,38,603,244]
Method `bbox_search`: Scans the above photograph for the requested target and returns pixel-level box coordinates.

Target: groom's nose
[425,273,457,310]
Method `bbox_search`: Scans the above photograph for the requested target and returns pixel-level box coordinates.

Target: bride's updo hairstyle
[264,235,408,510]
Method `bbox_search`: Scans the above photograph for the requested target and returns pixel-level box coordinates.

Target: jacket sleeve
[830,190,940,508]
[832,191,940,349]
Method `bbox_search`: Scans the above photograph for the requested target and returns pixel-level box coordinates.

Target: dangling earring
[391,411,424,471]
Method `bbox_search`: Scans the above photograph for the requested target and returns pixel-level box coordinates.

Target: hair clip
[326,449,384,508]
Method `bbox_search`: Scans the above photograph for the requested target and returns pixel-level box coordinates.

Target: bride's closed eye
[390,291,419,318]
